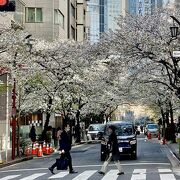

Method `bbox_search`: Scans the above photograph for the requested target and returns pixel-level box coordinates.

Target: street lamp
[170,16,180,38]
[170,26,178,38]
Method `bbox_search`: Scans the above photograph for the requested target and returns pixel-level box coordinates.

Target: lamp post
[11,34,33,160]
[170,16,180,38]
[11,78,16,160]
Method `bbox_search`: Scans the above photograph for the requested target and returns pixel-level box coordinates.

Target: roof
[106,121,133,125]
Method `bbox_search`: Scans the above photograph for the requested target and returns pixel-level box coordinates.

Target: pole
[12,78,16,160]
[5,74,9,162]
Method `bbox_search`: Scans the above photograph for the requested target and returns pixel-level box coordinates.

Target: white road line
[19,173,47,180]
[48,171,69,179]
[158,169,172,173]
[133,169,146,174]
[131,174,146,180]
[0,163,171,173]
[72,170,97,180]
[160,174,176,180]
[102,170,119,180]
[0,175,21,180]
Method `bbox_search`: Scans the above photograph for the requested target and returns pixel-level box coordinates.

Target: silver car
[87,124,105,141]
[146,124,159,137]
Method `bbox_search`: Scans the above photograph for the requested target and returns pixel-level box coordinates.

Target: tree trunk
[169,101,176,143]
[41,96,53,141]
[75,110,81,143]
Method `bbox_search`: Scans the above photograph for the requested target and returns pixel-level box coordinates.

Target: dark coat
[107,132,119,161]
[59,130,71,152]
[29,127,36,142]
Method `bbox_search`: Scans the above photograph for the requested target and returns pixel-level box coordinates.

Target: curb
[166,144,180,162]
[0,141,88,167]
[161,144,180,167]
[0,156,33,169]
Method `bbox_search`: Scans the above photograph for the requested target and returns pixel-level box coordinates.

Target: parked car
[146,124,159,137]
[100,121,140,161]
[87,124,105,141]
[144,121,154,135]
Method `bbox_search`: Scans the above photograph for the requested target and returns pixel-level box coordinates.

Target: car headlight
[130,140,137,145]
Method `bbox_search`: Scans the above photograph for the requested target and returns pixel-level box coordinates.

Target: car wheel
[131,152,137,160]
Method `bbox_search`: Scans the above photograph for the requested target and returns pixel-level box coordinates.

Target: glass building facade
[88,0,163,43]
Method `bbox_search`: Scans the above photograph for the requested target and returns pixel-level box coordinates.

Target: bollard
[178,133,180,154]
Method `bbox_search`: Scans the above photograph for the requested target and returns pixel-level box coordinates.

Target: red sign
[0,0,8,6]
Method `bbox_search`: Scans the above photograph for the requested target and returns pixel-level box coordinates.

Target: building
[87,0,165,43]
[0,69,11,152]
[23,0,88,41]
[164,0,180,8]
[0,0,88,41]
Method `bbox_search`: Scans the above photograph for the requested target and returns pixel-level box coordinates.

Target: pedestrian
[48,124,77,174]
[29,125,36,143]
[98,125,124,176]
[56,127,62,148]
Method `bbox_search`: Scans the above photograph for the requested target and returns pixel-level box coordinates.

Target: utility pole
[11,78,16,160]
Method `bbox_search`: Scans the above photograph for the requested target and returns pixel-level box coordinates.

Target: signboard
[173,51,180,57]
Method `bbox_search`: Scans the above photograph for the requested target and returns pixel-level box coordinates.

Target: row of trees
[0,8,180,143]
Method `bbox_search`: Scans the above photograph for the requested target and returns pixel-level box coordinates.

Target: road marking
[133,169,146,174]
[160,174,176,180]
[0,175,21,180]
[19,173,47,180]
[72,170,97,180]
[102,170,119,180]
[48,171,69,179]
[131,174,146,180]
[0,163,171,173]
[158,169,172,173]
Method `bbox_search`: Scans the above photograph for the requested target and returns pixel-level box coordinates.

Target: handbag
[56,155,69,170]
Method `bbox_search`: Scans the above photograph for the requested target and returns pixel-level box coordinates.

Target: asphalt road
[0,135,180,180]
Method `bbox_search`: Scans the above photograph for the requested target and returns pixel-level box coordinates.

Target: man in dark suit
[98,125,124,176]
[49,125,77,174]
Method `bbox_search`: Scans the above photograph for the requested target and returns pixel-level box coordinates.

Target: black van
[100,121,139,161]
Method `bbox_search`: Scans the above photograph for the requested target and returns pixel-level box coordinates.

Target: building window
[71,4,75,18]
[26,7,43,23]
[71,26,75,40]
[54,9,64,28]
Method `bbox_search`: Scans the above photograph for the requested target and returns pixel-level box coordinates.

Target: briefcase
[56,156,69,170]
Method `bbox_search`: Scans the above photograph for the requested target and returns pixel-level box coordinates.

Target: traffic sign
[173,51,180,57]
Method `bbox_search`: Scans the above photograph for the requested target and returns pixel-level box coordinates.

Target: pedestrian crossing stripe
[48,171,69,179]
[19,173,47,180]
[131,173,146,180]
[0,168,178,180]
[133,169,146,174]
[101,170,119,180]
[72,170,97,180]
[0,175,21,180]
[159,174,176,180]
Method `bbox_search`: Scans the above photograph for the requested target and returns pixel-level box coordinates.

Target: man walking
[98,125,124,176]
[49,125,77,174]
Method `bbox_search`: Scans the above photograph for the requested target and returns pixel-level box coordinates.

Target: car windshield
[89,124,104,131]
[106,124,134,136]
[148,124,158,129]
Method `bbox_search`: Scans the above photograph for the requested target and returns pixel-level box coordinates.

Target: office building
[0,0,88,41]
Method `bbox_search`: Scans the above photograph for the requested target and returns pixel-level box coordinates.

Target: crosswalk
[0,168,178,180]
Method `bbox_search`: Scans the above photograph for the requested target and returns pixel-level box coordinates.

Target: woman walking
[98,125,124,176]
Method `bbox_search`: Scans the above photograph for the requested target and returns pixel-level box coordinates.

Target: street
[0,135,180,180]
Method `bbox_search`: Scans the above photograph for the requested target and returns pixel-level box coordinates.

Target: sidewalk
[0,140,87,168]
[166,142,180,161]
[0,149,33,168]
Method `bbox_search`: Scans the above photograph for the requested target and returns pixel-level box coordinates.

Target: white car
[146,124,159,137]
[87,124,105,141]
